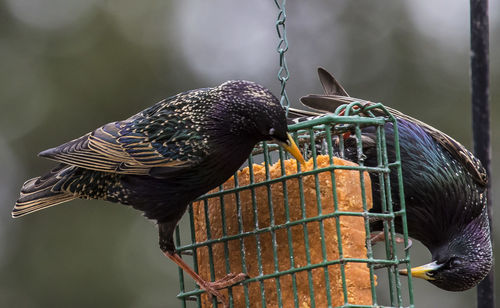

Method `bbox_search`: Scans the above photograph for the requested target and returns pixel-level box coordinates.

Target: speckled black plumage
[14,80,294,255]
[289,68,492,292]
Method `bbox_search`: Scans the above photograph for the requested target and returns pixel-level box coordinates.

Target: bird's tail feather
[13,164,77,218]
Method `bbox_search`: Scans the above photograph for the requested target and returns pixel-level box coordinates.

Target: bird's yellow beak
[399,261,442,281]
[276,133,306,165]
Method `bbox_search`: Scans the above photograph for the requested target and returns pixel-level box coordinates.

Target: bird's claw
[398,236,412,251]
[200,272,249,308]
[164,252,248,307]
[211,272,249,290]
[177,250,193,256]
[370,232,412,251]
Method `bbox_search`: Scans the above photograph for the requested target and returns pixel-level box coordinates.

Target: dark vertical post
[470,1,493,308]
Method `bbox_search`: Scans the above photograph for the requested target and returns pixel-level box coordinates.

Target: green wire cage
[174,102,414,308]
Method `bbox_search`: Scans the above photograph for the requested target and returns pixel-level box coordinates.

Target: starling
[13,80,306,306]
[289,68,492,291]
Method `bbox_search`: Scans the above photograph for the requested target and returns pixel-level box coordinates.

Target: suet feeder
[175,103,414,307]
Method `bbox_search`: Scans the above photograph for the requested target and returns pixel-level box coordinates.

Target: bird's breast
[119,140,256,222]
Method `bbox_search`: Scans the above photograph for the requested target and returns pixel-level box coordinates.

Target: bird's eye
[269,128,275,136]
[450,258,462,267]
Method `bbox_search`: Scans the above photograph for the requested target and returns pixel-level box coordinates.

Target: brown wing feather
[317,67,349,96]
[39,121,191,175]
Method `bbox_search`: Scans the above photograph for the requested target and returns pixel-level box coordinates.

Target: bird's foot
[370,232,412,251]
[163,251,248,308]
[211,272,249,290]
[198,272,249,308]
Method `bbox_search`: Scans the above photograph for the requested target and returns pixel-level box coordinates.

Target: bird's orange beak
[277,133,306,165]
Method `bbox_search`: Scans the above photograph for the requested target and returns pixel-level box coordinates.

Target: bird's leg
[164,252,248,308]
[159,222,247,308]
[370,231,412,251]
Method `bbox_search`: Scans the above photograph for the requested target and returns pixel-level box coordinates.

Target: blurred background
[0,0,499,307]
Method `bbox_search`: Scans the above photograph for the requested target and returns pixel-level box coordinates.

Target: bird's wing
[408,119,489,187]
[317,67,349,96]
[39,99,206,176]
[299,68,488,187]
[287,108,322,124]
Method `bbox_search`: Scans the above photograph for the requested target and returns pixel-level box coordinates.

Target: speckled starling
[289,68,492,292]
[13,80,306,306]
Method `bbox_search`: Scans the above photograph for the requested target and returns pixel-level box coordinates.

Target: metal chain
[274,0,290,115]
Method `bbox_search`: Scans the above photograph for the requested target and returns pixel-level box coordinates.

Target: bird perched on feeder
[13,80,306,307]
[288,68,492,292]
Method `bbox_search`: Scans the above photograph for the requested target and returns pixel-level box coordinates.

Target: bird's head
[400,211,492,291]
[213,80,305,164]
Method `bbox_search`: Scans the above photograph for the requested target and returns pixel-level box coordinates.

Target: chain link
[274,0,290,115]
